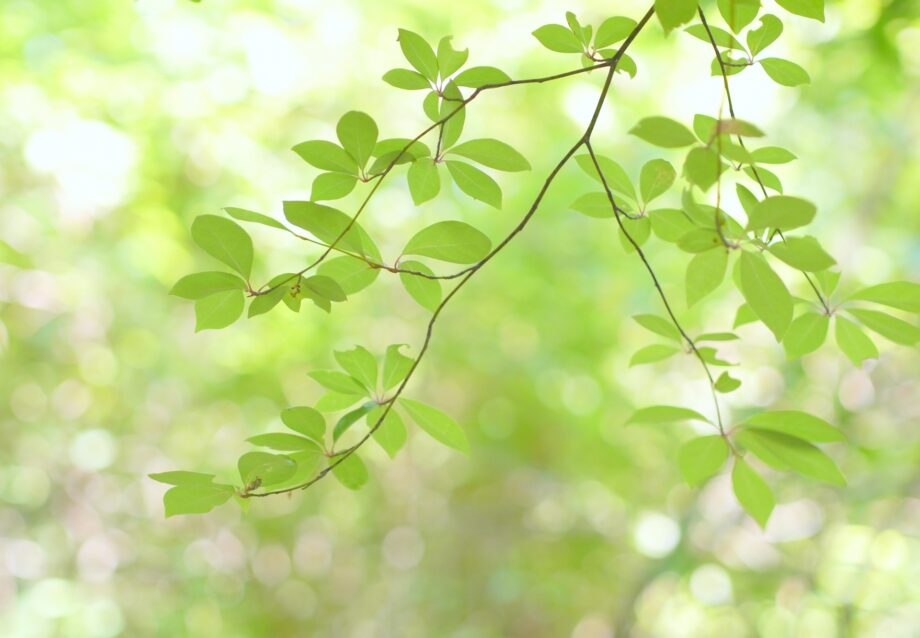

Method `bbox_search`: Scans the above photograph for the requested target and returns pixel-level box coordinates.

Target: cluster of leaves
[162,0,919,529]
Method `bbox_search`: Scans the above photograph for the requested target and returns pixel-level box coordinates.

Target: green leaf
[383,68,431,90]
[171,272,246,300]
[751,146,796,164]
[595,16,637,48]
[447,139,530,172]
[684,24,746,51]
[403,220,491,264]
[400,398,469,453]
[686,248,728,307]
[760,57,810,87]
[847,281,920,313]
[399,260,442,312]
[407,158,441,205]
[783,312,828,357]
[640,159,676,205]
[627,405,711,425]
[732,458,774,528]
[629,344,681,366]
[714,118,764,137]
[302,275,346,303]
[678,435,729,487]
[697,332,739,342]
[445,160,502,208]
[309,370,368,396]
[745,165,783,192]
[439,81,466,148]
[333,402,377,441]
[317,256,379,295]
[190,215,253,279]
[436,36,469,77]
[292,140,358,174]
[571,192,614,219]
[655,0,698,32]
[315,392,362,412]
[630,116,697,148]
[633,314,682,341]
[163,482,235,517]
[847,308,920,345]
[332,454,368,490]
[650,208,695,242]
[734,303,758,328]
[283,201,379,259]
[194,289,244,331]
[834,315,878,366]
[815,269,841,297]
[747,14,783,56]
[678,228,723,254]
[247,433,321,451]
[619,216,652,253]
[281,406,326,442]
[532,24,583,53]
[747,195,816,232]
[743,411,844,443]
[382,344,414,391]
[683,146,727,191]
[311,172,357,201]
[737,428,845,485]
[769,236,836,272]
[225,207,288,231]
[150,471,218,486]
[238,452,297,487]
[453,66,511,88]
[715,371,741,393]
[397,29,438,81]
[336,111,378,169]
[575,154,637,201]
[367,407,407,458]
[775,0,824,22]
[738,251,793,340]
[717,0,761,33]
[334,346,378,391]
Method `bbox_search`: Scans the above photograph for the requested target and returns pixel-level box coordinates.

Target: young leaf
[332,454,368,490]
[715,371,741,393]
[633,314,682,341]
[732,458,774,528]
[383,68,431,90]
[630,344,681,366]
[367,407,408,458]
[191,215,254,279]
[238,452,297,487]
[399,260,442,312]
[650,208,695,241]
[532,24,583,53]
[403,220,491,264]
[751,146,797,164]
[407,158,440,205]
[775,0,825,22]
[595,16,638,48]
[281,406,325,442]
[292,140,359,174]
[150,471,220,486]
[630,117,697,148]
[315,392,362,412]
[697,332,739,342]
[571,192,614,219]
[846,281,920,313]
[225,207,289,231]
[317,256,379,295]
[303,275,347,303]
[655,0,698,33]
[687,248,729,307]
[382,344,414,391]
[447,139,530,172]
[717,0,761,33]
[627,405,711,425]
[747,195,816,232]
[436,36,469,77]
[678,436,729,487]
[400,398,469,453]
[783,312,829,357]
[747,14,783,56]
[445,160,502,208]
[743,411,844,443]
[334,346,378,391]
[283,201,380,259]
[575,154,637,202]
[311,172,357,201]
[171,272,246,300]
[195,289,244,331]
[397,29,439,81]
[769,236,836,271]
[760,57,811,87]
[683,146,727,191]
[247,433,322,451]
[736,428,845,485]
[309,370,368,396]
[453,66,511,88]
[333,402,377,441]
[163,482,235,517]
[847,308,920,345]
[738,251,793,340]
[684,24,746,51]
[336,111,378,169]
[834,315,878,366]
[640,159,677,205]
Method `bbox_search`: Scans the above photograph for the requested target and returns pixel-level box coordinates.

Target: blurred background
[2,0,919,636]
